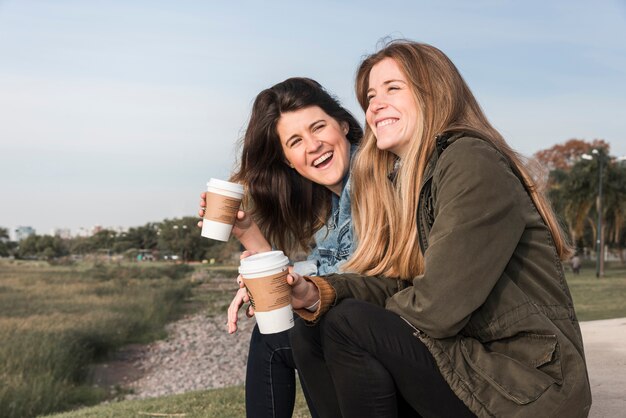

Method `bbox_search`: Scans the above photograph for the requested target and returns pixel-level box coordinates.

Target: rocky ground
[91,276,256,400]
[125,311,255,399]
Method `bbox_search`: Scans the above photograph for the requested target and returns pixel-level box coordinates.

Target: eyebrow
[285,119,325,144]
[367,79,407,93]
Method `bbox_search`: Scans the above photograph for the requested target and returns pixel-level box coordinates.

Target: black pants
[246,320,320,418]
[290,299,475,418]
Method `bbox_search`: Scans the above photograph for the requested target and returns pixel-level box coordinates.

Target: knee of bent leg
[324,299,366,328]
[322,299,371,343]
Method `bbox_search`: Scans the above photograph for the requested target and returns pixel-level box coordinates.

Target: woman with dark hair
[286,41,591,417]
[199,77,362,418]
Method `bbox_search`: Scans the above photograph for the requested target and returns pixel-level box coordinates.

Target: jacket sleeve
[326,272,401,305]
[293,273,403,322]
[386,138,527,338]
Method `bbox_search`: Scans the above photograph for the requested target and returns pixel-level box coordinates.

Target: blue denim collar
[327,144,357,229]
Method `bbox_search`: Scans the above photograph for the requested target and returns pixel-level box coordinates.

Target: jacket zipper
[417,176,433,255]
[400,315,425,338]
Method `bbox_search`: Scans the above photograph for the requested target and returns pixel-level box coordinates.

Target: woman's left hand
[227,284,253,334]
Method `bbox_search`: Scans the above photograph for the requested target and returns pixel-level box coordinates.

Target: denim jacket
[294,148,356,276]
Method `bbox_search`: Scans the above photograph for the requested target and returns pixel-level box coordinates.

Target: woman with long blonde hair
[285,40,591,417]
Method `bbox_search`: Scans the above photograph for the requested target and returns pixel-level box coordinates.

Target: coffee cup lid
[207,178,244,195]
[239,251,289,275]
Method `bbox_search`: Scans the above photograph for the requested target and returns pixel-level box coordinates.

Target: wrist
[305,299,320,312]
[238,228,271,253]
[303,281,320,309]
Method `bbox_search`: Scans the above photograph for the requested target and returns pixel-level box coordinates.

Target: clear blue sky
[1,0,625,235]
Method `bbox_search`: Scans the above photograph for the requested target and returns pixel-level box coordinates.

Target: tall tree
[17,235,69,260]
[603,160,626,263]
[0,227,11,257]
[551,147,626,268]
[534,138,610,172]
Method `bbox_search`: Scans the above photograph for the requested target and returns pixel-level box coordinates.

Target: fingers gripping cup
[239,251,294,334]
[201,178,244,242]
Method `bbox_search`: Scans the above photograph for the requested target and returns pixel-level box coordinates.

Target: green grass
[566,263,626,321]
[0,260,193,418]
[45,384,312,418]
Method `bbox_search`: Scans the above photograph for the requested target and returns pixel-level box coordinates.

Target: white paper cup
[239,251,293,334]
[201,178,244,241]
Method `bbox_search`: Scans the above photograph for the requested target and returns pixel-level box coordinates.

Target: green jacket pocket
[461,332,562,405]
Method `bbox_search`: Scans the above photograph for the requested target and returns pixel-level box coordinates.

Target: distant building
[15,226,36,241]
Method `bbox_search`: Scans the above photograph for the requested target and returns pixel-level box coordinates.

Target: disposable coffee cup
[239,251,294,334]
[201,178,244,242]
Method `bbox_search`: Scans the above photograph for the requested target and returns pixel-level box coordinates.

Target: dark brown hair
[231,77,362,256]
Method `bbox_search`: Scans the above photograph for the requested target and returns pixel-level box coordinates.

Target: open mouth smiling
[376,118,398,128]
[313,151,333,168]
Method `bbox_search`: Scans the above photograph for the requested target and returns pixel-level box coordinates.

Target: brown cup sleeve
[242,270,290,312]
[204,192,241,224]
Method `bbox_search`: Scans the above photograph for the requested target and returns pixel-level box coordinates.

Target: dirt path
[91,277,256,400]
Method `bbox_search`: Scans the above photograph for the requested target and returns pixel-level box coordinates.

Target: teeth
[314,151,333,166]
[377,118,397,128]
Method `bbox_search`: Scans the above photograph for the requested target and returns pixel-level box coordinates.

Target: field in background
[566,263,626,321]
[44,262,626,418]
[0,258,621,418]
[0,260,196,418]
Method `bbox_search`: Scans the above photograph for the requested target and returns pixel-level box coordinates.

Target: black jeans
[245,320,319,418]
[290,299,475,418]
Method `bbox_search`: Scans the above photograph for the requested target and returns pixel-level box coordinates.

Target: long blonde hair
[343,40,572,278]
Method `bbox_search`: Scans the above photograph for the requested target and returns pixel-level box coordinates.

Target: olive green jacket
[298,136,592,417]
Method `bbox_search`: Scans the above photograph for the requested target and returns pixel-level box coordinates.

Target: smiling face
[365,57,419,159]
[277,106,350,196]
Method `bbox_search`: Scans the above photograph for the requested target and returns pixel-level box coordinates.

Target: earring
[286,160,294,168]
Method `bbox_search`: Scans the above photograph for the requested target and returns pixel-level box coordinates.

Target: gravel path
[124,308,256,399]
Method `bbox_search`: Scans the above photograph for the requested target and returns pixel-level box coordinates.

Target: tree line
[2,138,624,265]
[0,217,240,263]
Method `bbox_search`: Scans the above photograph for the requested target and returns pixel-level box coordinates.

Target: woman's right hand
[231,210,256,238]
[197,192,207,228]
[197,191,252,231]
[197,192,271,253]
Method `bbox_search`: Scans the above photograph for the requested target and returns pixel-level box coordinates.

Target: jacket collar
[420,131,466,190]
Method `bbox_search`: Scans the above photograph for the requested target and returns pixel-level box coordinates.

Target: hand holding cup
[286,270,320,310]
[238,251,294,334]
[198,191,271,253]
[200,178,244,241]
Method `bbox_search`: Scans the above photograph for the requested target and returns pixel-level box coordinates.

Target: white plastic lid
[207,178,244,195]
[239,250,289,275]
